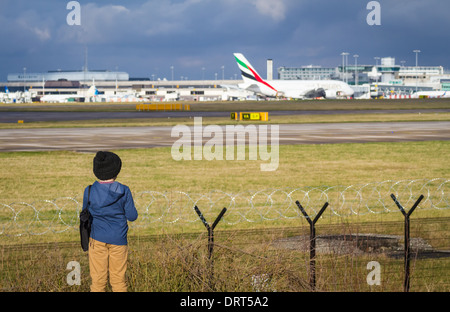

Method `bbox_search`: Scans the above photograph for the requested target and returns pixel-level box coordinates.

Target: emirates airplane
[234,53,354,100]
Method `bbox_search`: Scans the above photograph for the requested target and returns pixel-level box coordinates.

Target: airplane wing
[226,82,265,96]
[241,84,262,94]
[220,84,242,90]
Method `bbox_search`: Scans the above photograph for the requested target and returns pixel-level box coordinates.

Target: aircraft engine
[305,88,326,99]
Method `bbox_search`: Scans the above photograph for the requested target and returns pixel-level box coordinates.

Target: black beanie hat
[93,151,122,180]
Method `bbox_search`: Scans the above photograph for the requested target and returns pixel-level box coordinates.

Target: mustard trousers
[88,238,128,292]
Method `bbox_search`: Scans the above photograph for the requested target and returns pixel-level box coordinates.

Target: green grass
[2,98,450,112]
[1,113,450,129]
[1,141,448,202]
[0,141,449,244]
[188,98,450,112]
[1,220,449,292]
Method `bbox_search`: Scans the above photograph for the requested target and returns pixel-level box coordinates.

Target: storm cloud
[0,0,449,80]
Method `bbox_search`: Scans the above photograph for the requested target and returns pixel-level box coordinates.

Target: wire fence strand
[0,178,448,237]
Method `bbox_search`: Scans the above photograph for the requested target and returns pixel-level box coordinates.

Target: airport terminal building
[278,66,339,81]
[2,56,449,102]
[7,70,129,83]
[277,57,449,97]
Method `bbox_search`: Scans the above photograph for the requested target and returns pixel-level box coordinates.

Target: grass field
[2,97,450,112]
[1,112,450,129]
[1,99,449,292]
[1,141,448,203]
[1,141,449,242]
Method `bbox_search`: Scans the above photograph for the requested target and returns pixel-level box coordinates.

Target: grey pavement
[0,121,448,152]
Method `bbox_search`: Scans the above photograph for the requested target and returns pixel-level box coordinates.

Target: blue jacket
[82,181,138,246]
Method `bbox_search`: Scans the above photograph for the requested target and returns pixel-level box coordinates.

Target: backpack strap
[85,185,92,211]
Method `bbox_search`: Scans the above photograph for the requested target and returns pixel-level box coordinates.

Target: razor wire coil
[0,178,448,237]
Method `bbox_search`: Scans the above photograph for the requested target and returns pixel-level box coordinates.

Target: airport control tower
[378,57,401,84]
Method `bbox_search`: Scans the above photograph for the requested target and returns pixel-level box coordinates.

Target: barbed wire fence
[0,178,448,237]
[1,178,449,292]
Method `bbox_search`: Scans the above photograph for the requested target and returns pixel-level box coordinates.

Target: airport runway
[1,109,450,123]
[0,121,449,152]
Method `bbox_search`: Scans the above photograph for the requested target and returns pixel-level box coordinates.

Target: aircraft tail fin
[233,53,277,93]
[86,85,98,97]
[86,79,99,97]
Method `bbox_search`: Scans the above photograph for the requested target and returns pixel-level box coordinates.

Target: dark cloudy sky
[1,0,449,81]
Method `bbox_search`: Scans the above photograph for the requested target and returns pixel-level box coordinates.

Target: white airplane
[234,53,354,99]
[0,87,34,103]
[40,84,99,103]
[105,92,148,102]
[412,91,450,99]
[40,93,79,103]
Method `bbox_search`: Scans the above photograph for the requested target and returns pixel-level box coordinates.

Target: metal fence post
[194,206,227,290]
[390,194,424,292]
[295,200,329,291]
[194,206,227,260]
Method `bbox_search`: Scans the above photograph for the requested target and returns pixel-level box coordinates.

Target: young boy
[82,151,138,292]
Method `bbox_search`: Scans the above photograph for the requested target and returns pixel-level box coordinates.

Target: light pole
[353,54,359,86]
[115,66,118,91]
[413,50,421,92]
[413,50,421,67]
[23,67,27,92]
[345,54,349,83]
[170,66,174,81]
